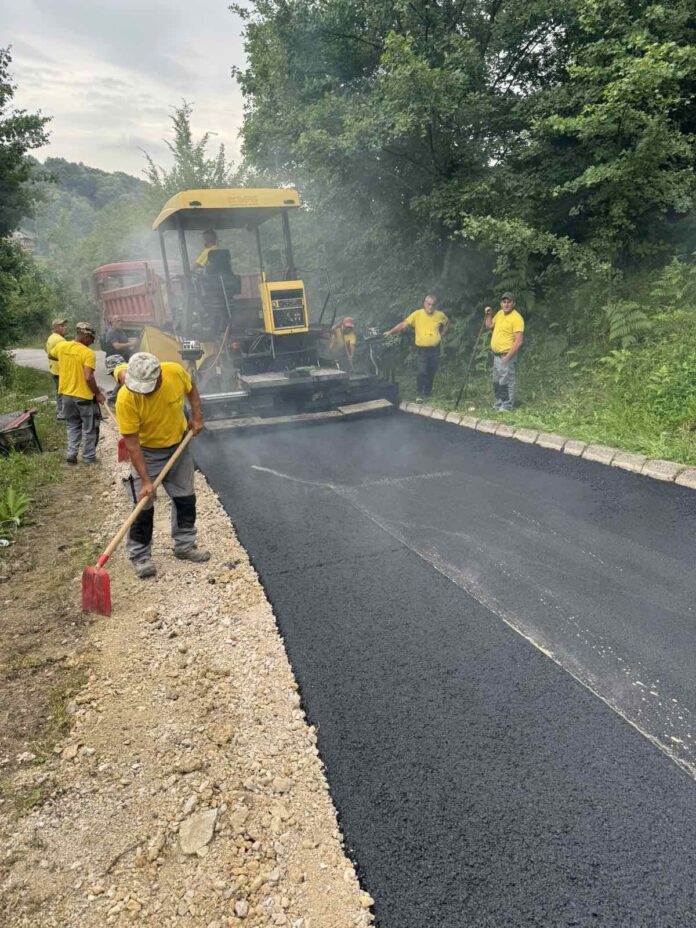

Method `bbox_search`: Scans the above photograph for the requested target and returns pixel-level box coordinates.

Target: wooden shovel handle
[96,431,195,567]
[100,400,119,428]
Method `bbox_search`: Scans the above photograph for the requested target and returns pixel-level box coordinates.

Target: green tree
[0,47,50,237]
[143,101,238,198]
[233,0,696,328]
[0,48,54,377]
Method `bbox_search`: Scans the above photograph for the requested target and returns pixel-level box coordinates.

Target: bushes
[0,240,67,357]
[0,366,64,526]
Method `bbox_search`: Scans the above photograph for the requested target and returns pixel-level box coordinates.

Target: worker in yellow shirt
[484,292,525,411]
[384,295,448,401]
[53,322,105,464]
[116,352,208,579]
[328,317,357,371]
[192,229,220,271]
[45,318,67,420]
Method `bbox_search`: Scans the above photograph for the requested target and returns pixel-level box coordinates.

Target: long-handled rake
[100,401,129,462]
[82,431,195,616]
[454,316,487,408]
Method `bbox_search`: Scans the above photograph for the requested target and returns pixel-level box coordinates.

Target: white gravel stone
[179,808,218,855]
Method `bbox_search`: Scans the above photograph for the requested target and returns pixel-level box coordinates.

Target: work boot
[66,455,77,465]
[133,558,157,579]
[175,547,211,563]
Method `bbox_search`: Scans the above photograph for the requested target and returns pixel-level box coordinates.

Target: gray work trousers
[126,441,197,563]
[492,354,517,410]
[62,395,100,461]
[52,374,65,419]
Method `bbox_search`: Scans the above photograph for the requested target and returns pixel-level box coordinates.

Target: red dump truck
[92,261,175,335]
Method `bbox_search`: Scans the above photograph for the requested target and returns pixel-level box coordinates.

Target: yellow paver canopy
[152,188,301,232]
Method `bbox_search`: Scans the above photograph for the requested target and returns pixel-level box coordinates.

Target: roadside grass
[0,365,65,524]
[397,324,696,466]
[29,666,91,767]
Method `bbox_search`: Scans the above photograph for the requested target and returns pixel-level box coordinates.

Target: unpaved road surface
[1,426,373,928]
[196,412,696,928]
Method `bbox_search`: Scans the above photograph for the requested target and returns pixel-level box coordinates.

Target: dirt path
[1,427,373,928]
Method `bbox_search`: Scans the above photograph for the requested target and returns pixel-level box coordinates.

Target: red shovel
[82,431,195,616]
[100,401,129,462]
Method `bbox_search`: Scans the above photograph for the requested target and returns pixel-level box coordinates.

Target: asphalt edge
[398,401,696,489]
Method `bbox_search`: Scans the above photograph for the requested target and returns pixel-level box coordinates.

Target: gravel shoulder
[1,425,372,928]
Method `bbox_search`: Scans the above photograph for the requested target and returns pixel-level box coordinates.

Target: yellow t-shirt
[404,309,449,347]
[116,362,191,448]
[194,245,219,268]
[329,328,356,355]
[45,332,65,376]
[54,340,96,400]
[490,309,525,354]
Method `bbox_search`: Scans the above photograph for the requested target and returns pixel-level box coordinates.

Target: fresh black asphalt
[196,413,696,927]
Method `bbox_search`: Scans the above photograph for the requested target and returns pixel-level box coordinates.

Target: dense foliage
[0,48,53,374]
[0,47,49,239]
[233,0,696,326]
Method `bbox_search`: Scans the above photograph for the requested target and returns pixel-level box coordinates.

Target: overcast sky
[2,0,247,178]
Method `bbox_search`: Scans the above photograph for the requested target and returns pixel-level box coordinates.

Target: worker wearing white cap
[116,352,208,579]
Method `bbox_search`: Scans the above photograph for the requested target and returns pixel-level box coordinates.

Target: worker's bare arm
[186,383,204,435]
[122,434,155,500]
[383,320,409,337]
[83,366,106,405]
[483,307,493,330]
[502,332,524,363]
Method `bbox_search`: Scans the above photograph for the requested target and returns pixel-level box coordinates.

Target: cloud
[1,0,247,175]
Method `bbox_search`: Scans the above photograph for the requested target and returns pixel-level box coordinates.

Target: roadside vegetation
[233,0,696,462]
[425,260,696,464]
[0,367,65,537]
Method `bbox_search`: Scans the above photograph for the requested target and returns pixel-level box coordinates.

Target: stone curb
[398,400,690,488]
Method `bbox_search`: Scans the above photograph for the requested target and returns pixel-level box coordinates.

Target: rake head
[82,561,111,616]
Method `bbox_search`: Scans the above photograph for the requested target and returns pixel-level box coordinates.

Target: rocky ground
[1,426,373,928]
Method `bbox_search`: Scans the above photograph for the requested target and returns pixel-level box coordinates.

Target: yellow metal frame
[259,279,309,335]
[137,325,216,367]
[152,188,301,231]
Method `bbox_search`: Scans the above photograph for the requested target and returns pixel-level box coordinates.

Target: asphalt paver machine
[148,188,398,429]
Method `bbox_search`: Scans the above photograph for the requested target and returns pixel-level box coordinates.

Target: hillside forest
[2,0,696,461]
